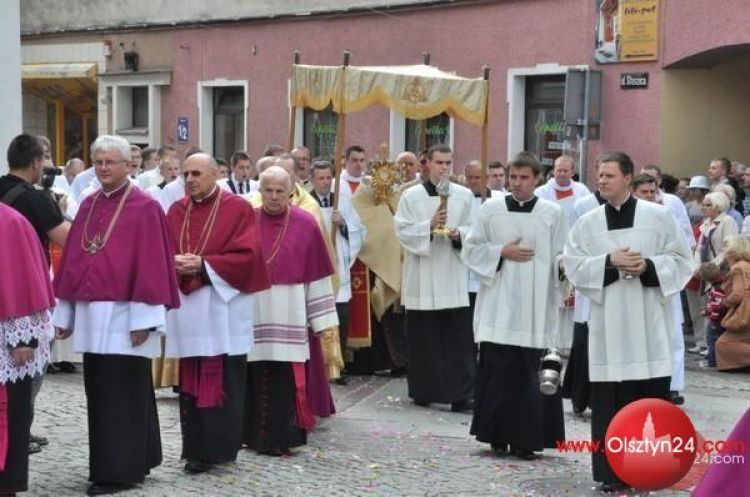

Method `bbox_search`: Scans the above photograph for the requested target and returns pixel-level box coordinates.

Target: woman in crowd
[716,235,750,371]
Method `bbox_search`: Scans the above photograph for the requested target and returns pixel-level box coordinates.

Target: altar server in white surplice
[641,164,696,405]
[535,155,590,350]
[395,145,477,413]
[463,161,503,304]
[463,152,567,461]
[559,189,606,415]
[563,152,694,493]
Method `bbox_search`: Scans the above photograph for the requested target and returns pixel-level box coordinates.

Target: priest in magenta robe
[52,135,180,496]
[0,203,56,495]
[244,165,339,457]
[165,153,269,474]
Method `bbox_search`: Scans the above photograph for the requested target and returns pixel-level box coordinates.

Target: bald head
[64,158,85,182]
[396,151,419,182]
[464,160,484,195]
[183,153,218,200]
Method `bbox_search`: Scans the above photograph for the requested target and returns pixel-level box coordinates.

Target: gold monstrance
[368,144,403,205]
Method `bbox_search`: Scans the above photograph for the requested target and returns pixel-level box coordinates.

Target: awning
[22,62,97,81]
[22,63,98,116]
[291,64,489,127]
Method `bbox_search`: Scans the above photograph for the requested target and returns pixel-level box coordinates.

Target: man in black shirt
[0,135,69,264]
[0,134,71,455]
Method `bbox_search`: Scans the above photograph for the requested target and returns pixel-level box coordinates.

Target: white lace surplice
[0,310,53,383]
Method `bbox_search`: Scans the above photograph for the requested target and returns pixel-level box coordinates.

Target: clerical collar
[101,180,130,199]
[607,193,633,211]
[506,194,538,212]
[422,179,439,196]
[192,185,219,204]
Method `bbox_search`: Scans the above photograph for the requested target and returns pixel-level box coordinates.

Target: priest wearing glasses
[165,153,269,474]
[53,135,180,496]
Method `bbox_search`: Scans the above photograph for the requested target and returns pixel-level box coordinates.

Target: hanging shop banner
[595,0,659,64]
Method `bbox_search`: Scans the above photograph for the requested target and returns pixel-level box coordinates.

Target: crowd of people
[1,132,749,496]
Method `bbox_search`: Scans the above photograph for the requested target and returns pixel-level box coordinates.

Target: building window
[524,75,566,171]
[405,113,450,154]
[131,86,148,128]
[303,105,338,161]
[213,86,245,162]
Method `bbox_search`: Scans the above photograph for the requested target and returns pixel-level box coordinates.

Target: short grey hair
[259,165,292,191]
[704,191,730,213]
[256,156,277,174]
[91,135,131,161]
[713,184,736,204]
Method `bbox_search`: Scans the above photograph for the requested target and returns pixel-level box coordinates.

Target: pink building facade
[21,0,750,183]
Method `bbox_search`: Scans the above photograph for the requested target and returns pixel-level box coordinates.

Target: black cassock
[588,196,671,484]
[243,361,306,453]
[0,377,32,493]
[180,355,246,463]
[84,353,161,484]
[470,196,565,452]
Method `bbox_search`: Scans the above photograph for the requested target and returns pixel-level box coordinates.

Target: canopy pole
[331,50,351,247]
[287,50,301,151]
[480,65,491,203]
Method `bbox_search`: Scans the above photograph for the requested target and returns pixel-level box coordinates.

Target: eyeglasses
[93,159,125,168]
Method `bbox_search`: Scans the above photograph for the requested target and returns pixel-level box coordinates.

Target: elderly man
[244,166,338,456]
[395,144,477,412]
[564,152,694,493]
[52,135,180,496]
[291,146,313,189]
[396,151,420,183]
[166,153,269,474]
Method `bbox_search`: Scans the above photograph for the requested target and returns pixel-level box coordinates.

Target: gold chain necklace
[80,183,133,255]
[179,190,222,255]
[263,207,291,265]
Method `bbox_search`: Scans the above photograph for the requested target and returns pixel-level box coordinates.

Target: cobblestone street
[27,356,750,496]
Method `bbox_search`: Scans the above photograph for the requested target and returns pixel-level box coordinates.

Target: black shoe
[86,483,136,496]
[57,361,77,373]
[389,366,407,378]
[490,442,508,454]
[30,435,48,446]
[259,448,285,457]
[372,369,393,377]
[28,441,42,454]
[599,481,630,493]
[450,399,474,413]
[668,391,685,406]
[510,446,539,461]
[184,460,213,474]
[332,376,349,386]
[573,405,587,415]
[413,399,430,407]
